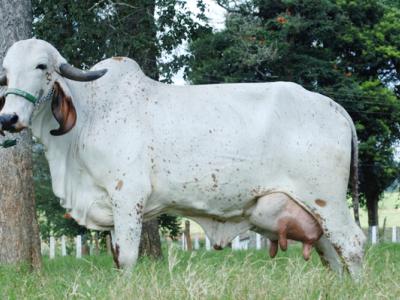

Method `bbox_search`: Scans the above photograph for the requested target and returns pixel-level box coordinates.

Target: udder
[249,193,322,260]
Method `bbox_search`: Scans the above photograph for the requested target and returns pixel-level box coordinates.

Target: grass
[1,244,400,299]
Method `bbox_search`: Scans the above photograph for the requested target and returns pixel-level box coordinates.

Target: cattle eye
[36,64,47,70]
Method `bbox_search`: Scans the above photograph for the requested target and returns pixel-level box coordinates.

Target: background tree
[0,0,41,268]
[31,0,208,256]
[187,0,400,226]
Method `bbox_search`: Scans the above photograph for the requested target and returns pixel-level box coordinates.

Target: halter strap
[5,88,37,104]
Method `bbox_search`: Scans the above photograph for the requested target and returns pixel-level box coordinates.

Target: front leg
[111,183,150,271]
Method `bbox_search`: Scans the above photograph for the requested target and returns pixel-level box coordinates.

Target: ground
[1,244,399,299]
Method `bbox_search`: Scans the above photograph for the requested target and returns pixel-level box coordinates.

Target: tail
[336,104,360,226]
[350,121,360,227]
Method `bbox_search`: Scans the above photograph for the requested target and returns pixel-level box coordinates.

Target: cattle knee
[111,195,147,272]
[320,223,366,279]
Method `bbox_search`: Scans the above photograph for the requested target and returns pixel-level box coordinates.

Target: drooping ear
[50,81,77,136]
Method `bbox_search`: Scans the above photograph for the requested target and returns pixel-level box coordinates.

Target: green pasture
[1,244,400,300]
[359,192,400,228]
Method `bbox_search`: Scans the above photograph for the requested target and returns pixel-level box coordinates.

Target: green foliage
[32,0,209,81]
[187,0,400,225]
[158,214,181,239]
[1,244,400,298]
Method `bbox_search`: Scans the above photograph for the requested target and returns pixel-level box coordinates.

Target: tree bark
[0,0,41,269]
[138,219,162,259]
[106,233,112,255]
[184,220,192,251]
[366,194,379,227]
[362,165,380,227]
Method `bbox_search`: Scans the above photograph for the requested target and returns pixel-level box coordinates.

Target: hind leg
[314,235,344,274]
[249,193,323,260]
[317,216,366,278]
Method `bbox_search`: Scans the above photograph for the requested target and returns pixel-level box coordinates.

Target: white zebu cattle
[0,39,366,277]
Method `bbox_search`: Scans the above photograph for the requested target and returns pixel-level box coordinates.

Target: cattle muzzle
[0,114,19,133]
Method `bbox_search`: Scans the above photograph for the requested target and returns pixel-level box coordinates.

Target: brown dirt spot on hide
[211,173,217,183]
[112,56,125,61]
[63,213,72,219]
[315,199,327,207]
[333,244,344,261]
[136,203,144,216]
[115,180,124,191]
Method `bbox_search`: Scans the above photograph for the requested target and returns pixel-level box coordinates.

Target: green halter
[0,139,17,148]
[5,88,37,104]
[0,88,38,148]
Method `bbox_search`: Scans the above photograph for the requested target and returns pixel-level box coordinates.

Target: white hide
[2,40,365,275]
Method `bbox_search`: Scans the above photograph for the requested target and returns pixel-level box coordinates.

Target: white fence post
[76,235,82,258]
[194,234,200,250]
[232,236,240,250]
[49,236,55,259]
[205,236,211,251]
[392,226,397,243]
[181,233,187,251]
[89,234,94,256]
[371,226,378,244]
[61,235,67,256]
[256,233,261,250]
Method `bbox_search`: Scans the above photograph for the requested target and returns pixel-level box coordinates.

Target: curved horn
[59,63,107,82]
[0,72,6,86]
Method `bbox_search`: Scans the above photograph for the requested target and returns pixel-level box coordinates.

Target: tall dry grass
[1,243,399,299]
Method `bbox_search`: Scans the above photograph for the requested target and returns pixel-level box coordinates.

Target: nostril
[0,114,20,131]
[10,114,18,124]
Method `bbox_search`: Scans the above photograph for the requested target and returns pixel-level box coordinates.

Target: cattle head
[0,39,107,135]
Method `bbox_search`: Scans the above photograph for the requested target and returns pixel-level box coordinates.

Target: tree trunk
[363,165,380,227]
[0,0,41,269]
[366,194,379,227]
[106,233,112,255]
[138,219,162,259]
[184,220,192,251]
